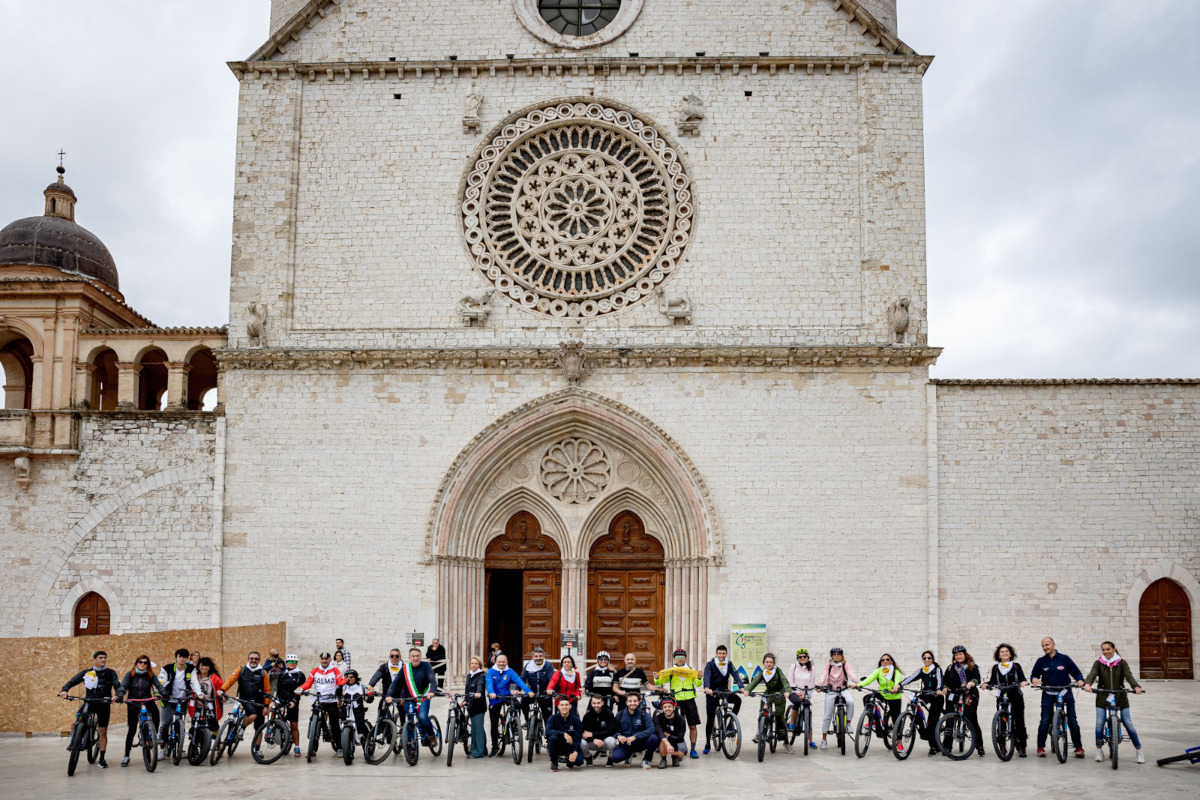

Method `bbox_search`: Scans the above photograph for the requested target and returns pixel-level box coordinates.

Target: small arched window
[73,591,110,636]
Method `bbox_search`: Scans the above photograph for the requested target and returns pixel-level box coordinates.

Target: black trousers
[704,692,741,744]
[124,702,160,756]
[921,696,943,748]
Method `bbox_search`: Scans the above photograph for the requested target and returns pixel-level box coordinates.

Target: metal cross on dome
[57,149,67,166]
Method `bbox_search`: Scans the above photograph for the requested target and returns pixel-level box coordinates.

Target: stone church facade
[2,1,1195,681]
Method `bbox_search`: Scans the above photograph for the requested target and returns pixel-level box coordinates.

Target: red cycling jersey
[300,666,345,701]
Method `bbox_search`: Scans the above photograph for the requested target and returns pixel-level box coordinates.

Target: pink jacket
[788,663,816,691]
[819,661,857,689]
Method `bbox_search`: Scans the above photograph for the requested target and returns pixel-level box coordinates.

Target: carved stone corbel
[459,288,494,326]
[887,297,911,345]
[246,302,268,348]
[676,94,705,136]
[463,86,484,134]
[654,286,692,324]
[15,456,32,491]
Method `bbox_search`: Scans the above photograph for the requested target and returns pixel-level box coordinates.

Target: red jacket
[548,669,583,701]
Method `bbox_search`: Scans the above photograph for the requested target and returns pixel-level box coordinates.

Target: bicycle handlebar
[62,695,115,703]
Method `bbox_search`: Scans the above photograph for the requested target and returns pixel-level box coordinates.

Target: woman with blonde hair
[465,655,489,758]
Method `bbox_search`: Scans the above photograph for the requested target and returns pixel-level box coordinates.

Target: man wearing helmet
[276,655,306,757]
[585,651,617,709]
[702,644,745,754]
[296,651,346,756]
[653,649,703,759]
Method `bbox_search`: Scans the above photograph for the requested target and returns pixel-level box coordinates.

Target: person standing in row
[117,654,164,768]
[983,643,1028,758]
[549,654,584,714]
[654,649,703,759]
[426,638,447,691]
[485,654,529,757]
[787,649,817,750]
[585,651,617,709]
[158,647,202,759]
[1083,641,1145,764]
[521,646,555,724]
[702,644,744,755]
[942,645,984,758]
[614,653,648,699]
[218,650,270,734]
[747,652,793,754]
[59,650,122,769]
[275,654,306,758]
[899,651,943,756]
[1030,637,1085,758]
[857,653,905,733]
[465,656,489,759]
[819,648,857,750]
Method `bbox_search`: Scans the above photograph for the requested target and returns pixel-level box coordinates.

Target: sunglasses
[923,656,933,660]
[136,660,149,665]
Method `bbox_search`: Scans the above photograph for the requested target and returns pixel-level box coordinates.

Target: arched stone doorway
[588,511,665,669]
[1139,578,1193,679]
[73,591,110,636]
[485,511,562,663]
[429,389,720,679]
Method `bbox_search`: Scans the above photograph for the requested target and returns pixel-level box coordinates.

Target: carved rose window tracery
[540,437,610,503]
[461,101,693,317]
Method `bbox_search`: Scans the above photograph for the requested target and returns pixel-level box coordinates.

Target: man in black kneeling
[547,697,583,772]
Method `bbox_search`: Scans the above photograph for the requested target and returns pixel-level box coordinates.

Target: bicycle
[1090,686,1143,770]
[61,695,110,776]
[339,690,376,765]
[1034,685,1078,764]
[891,689,939,761]
[162,695,189,766]
[710,689,743,760]
[359,692,396,765]
[444,691,473,767]
[1156,745,1200,767]
[395,693,444,766]
[123,696,162,772]
[495,693,526,764]
[251,693,293,765]
[935,689,977,760]
[185,692,216,765]
[298,691,339,763]
[853,688,893,758]
[749,691,786,762]
[211,695,259,765]
[816,685,851,755]
[525,690,560,764]
[985,684,1023,762]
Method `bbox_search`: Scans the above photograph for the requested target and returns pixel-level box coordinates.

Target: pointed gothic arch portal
[588,511,665,670]
[485,511,562,662]
[429,390,720,677]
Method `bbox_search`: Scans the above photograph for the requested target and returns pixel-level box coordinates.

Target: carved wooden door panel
[522,569,561,659]
[588,511,665,670]
[1139,578,1193,679]
[73,592,110,636]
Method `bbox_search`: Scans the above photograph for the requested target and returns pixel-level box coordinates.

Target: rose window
[540,437,610,504]
[461,101,694,317]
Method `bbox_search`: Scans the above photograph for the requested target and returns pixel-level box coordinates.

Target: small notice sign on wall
[406,632,425,648]
[79,618,89,630]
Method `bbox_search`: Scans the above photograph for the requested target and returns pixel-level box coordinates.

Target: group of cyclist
[59,633,1148,774]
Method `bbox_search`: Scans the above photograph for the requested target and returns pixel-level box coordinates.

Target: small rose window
[538,0,622,37]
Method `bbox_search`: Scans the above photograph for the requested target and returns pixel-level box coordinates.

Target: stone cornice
[931,378,1200,387]
[216,345,941,371]
[79,326,229,337]
[0,276,155,327]
[228,54,933,83]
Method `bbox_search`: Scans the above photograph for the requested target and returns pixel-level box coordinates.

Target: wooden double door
[587,511,665,670]
[485,511,560,661]
[1139,578,1193,679]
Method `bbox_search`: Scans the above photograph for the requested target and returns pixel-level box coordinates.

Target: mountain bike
[298,692,339,763]
[211,695,259,765]
[495,693,526,764]
[935,690,977,760]
[251,694,292,765]
[62,695,110,776]
[339,690,376,765]
[986,685,1021,762]
[750,691,785,762]
[396,694,444,766]
[185,692,216,765]
[710,689,743,759]
[891,689,939,761]
[785,688,813,756]
[124,697,161,772]
[1034,685,1077,764]
[853,688,893,758]
[1092,686,1143,770]
[816,685,850,755]
[162,695,189,766]
[444,691,473,767]
[524,691,550,763]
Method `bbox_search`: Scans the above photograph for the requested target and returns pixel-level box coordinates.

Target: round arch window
[538,0,622,37]
[512,0,644,49]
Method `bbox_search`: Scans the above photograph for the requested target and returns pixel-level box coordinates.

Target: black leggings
[124,702,160,756]
[943,694,983,751]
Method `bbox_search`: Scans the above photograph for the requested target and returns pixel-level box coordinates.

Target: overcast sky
[2,1,1197,378]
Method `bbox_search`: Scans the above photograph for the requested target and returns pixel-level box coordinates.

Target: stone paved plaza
[5,682,1198,799]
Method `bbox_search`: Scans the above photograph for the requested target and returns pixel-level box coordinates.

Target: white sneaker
[820,740,828,751]
[1095,749,1104,762]
[1137,750,1145,764]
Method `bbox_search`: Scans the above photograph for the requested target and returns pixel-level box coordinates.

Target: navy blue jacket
[703,659,745,691]
[616,706,656,745]
[386,661,438,700]
[1031,652,1084,688]
[546,711,583,739]
[522,661,555,695]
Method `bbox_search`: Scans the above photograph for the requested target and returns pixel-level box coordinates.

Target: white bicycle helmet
[285,653,299,662]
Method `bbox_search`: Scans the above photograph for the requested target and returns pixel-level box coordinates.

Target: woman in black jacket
[117,654,166,767]
[982,643,1028,758]
[942,645,984,757]
[465,656,488,758]
[898,650,943,756]
[580,693,619,765]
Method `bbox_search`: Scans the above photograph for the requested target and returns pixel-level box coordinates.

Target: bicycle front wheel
[757,716,767,762]
[341,726,355,765]
[1053,708,1068,764]
[402,719,420,766]
[802,706,811,756]
[189,726,213,766]
[892,710,916,761]
[935,714,974,761]
[510,720,524,764]
[252,719,288,765]
[444,715,457,767]
[1109,711,1119,771]
[67,721,84,776]
[526,715,541,763]
[211,718,233,765]
[87,716,100,764]
[142,722,159,772]
[723,710,741,760]
[837,709,847,755]
[992,712,1013,762]
[365,718,395,765]
[306,714,321,763]
[854,709,873,758]
[172,718,185,765]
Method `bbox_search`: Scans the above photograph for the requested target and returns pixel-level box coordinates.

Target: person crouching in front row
[547,697,584,772]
